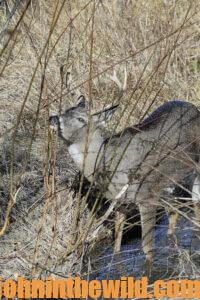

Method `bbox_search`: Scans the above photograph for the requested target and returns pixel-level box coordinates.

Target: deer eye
[77,117,85,123]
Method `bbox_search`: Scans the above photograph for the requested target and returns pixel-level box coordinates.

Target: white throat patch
[68,144,84,167]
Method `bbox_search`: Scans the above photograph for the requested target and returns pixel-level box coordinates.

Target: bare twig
[0,0,23,42]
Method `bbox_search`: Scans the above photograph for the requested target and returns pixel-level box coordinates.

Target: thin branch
[0,0,23,42]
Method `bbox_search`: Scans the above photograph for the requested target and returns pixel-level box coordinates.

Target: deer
[49,72,200,273]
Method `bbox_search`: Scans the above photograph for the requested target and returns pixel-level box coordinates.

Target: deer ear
[77,95,87,109]
[103,104,118,121]
[93,104,118,124]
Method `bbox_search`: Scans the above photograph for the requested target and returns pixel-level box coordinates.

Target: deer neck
[68,127,106,180]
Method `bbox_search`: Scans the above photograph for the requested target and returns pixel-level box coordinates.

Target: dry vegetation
[0,0,200,286]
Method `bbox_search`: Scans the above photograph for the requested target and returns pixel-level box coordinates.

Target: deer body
[50,98,200,269]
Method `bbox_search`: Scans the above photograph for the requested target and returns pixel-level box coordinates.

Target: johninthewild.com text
[1,276,200,298]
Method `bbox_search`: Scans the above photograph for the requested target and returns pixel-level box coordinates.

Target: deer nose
[49,115,59,130]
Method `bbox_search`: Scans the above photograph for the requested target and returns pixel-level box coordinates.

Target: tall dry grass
[0,0,200,281]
